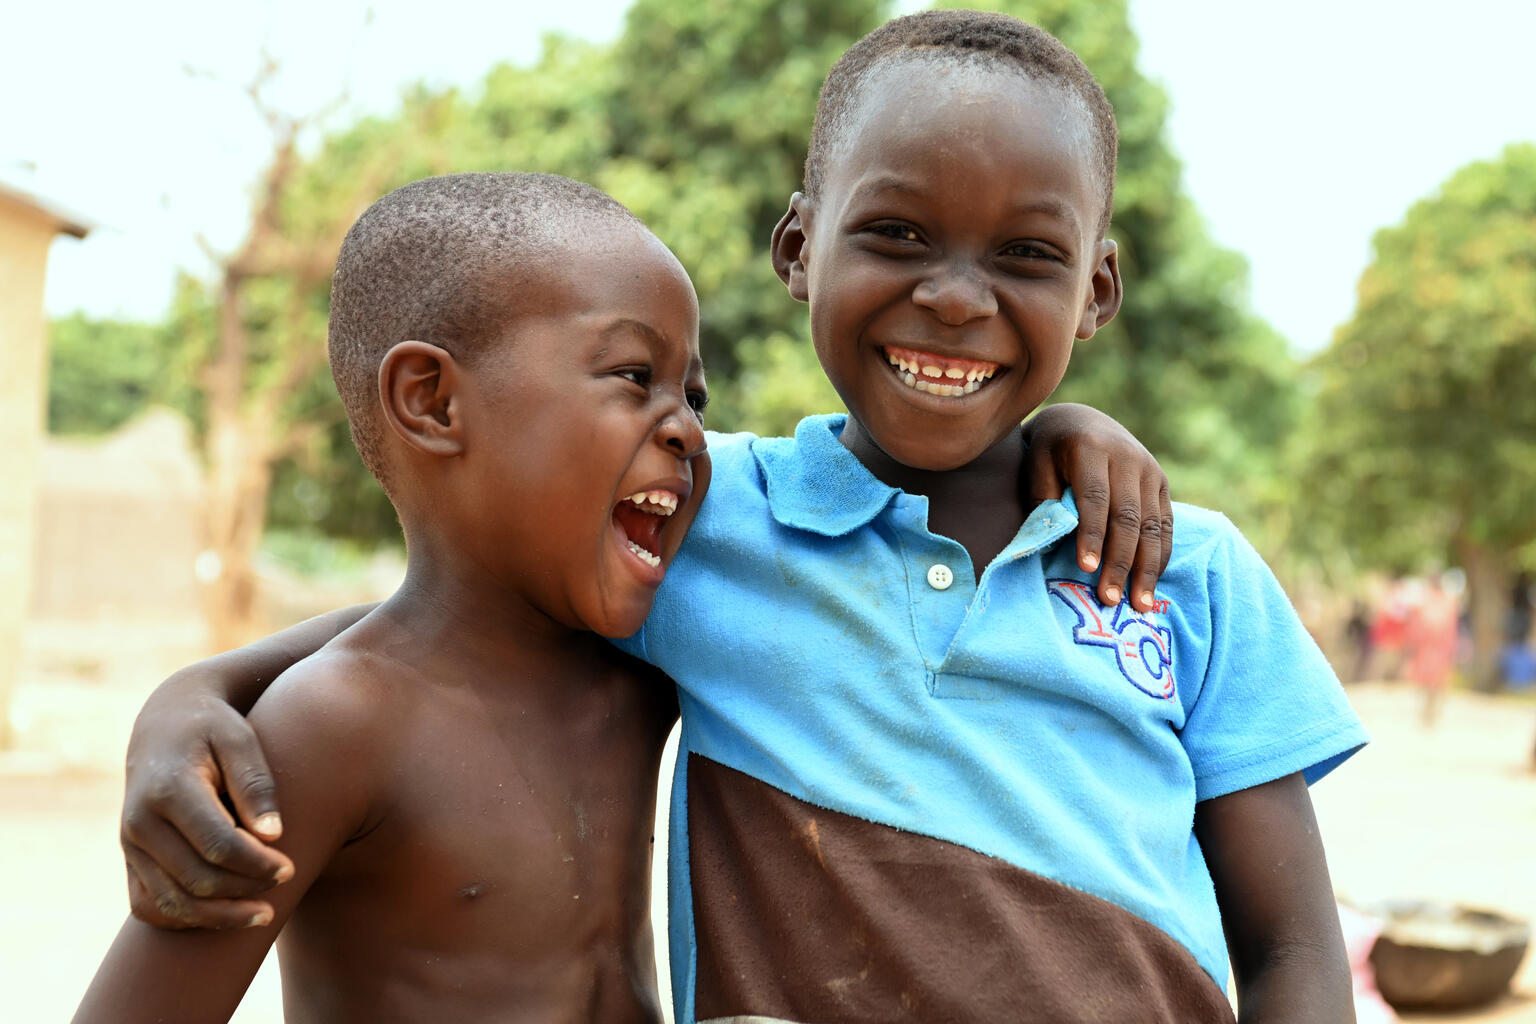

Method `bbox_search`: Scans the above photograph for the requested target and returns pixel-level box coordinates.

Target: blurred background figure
[1410,574,1463,727]
[1368,578,1417,684]
[1502,574,1534,692]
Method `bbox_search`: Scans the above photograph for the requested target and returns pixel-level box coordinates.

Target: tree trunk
[201,426,273,653]
[1457,536,1511,693]
[199,276,276,653]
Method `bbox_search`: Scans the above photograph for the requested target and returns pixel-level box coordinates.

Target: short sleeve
[1181,516,1368,802]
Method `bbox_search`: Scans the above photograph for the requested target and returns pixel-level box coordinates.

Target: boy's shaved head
[805,9,1118,235]
[329,172,645,483]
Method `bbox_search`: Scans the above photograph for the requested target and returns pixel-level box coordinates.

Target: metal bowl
[1368,901,1530,1010]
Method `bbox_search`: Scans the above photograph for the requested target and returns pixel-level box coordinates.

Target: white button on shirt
[927,563,954,590]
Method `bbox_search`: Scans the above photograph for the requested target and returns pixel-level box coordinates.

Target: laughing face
[780,60,1121,475]
[463,224,708,638]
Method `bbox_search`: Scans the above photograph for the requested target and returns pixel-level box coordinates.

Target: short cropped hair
[805,9,1118,236]
[328,172,643,487]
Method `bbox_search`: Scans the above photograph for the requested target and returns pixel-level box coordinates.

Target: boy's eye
[617,366,652,388]
[869,223,922,243]
[1003,241,1063,262]
[686,389,709,418]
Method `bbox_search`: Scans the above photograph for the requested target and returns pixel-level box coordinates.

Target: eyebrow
[596,318,705,379]
[600,317,666,345]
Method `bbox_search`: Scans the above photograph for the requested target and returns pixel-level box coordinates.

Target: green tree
[68,0,1301,568]
[47,314,195,435]
[1305,143,1536,689]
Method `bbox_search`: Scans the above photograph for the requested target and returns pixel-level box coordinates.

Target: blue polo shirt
[620,414,1366,1023]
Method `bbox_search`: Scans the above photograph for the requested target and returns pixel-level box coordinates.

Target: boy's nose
[658,402,707,460]
[912,264,998,325]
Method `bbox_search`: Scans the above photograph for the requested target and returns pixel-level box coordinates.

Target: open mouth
[883,345,1000,397]
[611,489,679,569]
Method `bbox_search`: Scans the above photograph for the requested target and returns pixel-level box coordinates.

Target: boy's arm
[78,657,376,1024]
[1193,773,1354,1024]
[121,603,374,929]
[1021,403,1173,613]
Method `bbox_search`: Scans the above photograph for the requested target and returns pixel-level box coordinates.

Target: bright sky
[5,0,1532,353]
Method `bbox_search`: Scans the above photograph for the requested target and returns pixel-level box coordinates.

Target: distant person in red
[1409,575,1460,726]
[1368,577,1415,682]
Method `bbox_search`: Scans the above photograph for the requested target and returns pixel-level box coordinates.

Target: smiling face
[783,59,1122,475]
[458,224,708,638]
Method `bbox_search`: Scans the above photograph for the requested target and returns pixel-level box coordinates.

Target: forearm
[74,917,268,1024]
[1195,774,1354,1024]
[1232,947,1353,1024]
[153,604,375,713]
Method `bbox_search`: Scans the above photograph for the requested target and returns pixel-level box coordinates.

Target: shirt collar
[751,414,1084,547]
[752,414,901,536]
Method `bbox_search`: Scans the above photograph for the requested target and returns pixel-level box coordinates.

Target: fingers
[1095,488,1141,609]
[1126,473,1170,613]
[123,801,292,897]
[126,765,293,886]
[1067,460,1112,577]
[1088,454,1172,613]
[211,728,283,842]
[125,842,277,930]
[1157,477,1174,577]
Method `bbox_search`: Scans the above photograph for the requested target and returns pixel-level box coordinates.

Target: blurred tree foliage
[1303,143,1536,689]
[47,313,193,435]
[50,0,1297,552]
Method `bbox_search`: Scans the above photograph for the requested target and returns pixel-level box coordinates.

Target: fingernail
[254,813,282,838]
[1140,591,1155,609]
[1081,552,1099,571]
[1104,586,1121,605]
[273,863,294,883]
[247,910,273,928]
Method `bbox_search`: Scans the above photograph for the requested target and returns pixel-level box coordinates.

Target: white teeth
[626,540,661,567]
[885,350,997,398]
[624,490,678,516]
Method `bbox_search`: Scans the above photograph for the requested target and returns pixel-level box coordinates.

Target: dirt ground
[4,671,1533,1022]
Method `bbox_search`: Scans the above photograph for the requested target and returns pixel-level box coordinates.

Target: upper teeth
[625,490,678,515]
[886,352,998,385]
[884,351,998,397]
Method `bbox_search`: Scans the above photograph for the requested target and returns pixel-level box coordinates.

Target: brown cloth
[688,754,1235,1024]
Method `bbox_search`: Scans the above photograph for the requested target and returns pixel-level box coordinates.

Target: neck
[838,417,1028,572]
[378,531,597,677]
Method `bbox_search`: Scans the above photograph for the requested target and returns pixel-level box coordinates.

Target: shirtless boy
[74,173,709,1023]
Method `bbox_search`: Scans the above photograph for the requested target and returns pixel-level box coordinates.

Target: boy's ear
[378,340,467,457]
[770,192,813,303]
[1076,239,1124,341]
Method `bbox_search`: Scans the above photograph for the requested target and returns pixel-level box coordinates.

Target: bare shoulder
[251,646,395,753]
[246,642,410,843]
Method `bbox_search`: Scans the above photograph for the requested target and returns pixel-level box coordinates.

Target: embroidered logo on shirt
[1047,580,1175,699]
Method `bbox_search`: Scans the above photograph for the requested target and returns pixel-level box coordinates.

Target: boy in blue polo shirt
[628,12,1362,1022]
[110,10,1362,1023]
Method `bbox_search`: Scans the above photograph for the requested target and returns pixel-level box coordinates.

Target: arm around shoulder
[121,604,377,929]
[80,653,383,1024]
